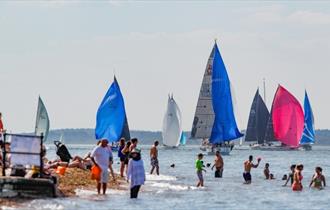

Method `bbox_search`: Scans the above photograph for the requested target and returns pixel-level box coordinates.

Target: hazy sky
[0,1,329,133]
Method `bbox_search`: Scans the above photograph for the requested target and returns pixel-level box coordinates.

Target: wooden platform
[0,176,57,198]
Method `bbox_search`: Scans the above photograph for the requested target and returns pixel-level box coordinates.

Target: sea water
[6,145,330,210]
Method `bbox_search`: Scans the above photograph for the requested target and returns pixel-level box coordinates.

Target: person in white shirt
[91,139,112,195]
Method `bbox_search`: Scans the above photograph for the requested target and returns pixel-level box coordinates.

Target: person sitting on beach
[243,155,261,184]
[129,138,138,153]
[196,153,206,187]
[309,166,326,190]
[127,148,145,198]
[211,151,223,178]
[283,164,296,187]
[292,164,304,191]
[264,163,270,179]
[91,139,112,195]
[150,140,159,175]
[118,138,126,177]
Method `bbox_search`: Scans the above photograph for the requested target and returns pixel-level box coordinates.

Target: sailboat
[299,91,315,150]
[162,94,182,147]
[191,41,243,155]
[245,89,270,148]
[259,85,304,150]
[95,76,131,148]
[35,96,50,142]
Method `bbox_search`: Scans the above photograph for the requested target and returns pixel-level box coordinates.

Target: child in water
[309,167,326,190]
[196,153,206,187]
[292,164,304,191]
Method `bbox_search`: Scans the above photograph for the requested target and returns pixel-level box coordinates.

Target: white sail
[190,47,215,139]
[162,95,182,147]
[35,96,50,141]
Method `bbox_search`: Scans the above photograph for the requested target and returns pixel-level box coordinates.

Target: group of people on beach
[195,152,326,191]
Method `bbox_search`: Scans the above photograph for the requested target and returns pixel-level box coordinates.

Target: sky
[0,1,329,133]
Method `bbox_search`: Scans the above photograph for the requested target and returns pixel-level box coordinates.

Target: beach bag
[56,166,67,176]
[91,165,101,180]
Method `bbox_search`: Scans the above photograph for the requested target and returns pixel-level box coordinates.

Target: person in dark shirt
[283,164,296,186]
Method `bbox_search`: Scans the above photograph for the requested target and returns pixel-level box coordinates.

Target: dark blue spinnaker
[300,91,315,144]
[210,43,243,144]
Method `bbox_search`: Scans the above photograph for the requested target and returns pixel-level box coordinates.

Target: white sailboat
[35,96,50,141]
[162,94,182,147]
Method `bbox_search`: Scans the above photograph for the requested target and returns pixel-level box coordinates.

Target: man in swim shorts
[150,140,159,175]
[211,151,224,178]
[243,155,261,184]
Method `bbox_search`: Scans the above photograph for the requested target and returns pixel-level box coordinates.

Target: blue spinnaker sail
[180,132,186,145]
[95,77,127,142]
[210,43,243,144]
[300,91,315,144]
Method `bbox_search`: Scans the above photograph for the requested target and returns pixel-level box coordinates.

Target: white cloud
[288,11,330,25]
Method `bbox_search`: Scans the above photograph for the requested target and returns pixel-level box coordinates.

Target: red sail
[272,85,304,148]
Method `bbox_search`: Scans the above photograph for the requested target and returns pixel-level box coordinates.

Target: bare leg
[120,162,125,177]
[150,166,155,174]
[156,166,159,175]
[102,183,107,195]
[109,164,116,181]
[97,182,101,194]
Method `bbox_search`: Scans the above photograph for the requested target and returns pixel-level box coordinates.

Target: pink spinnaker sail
[272,85,304,148]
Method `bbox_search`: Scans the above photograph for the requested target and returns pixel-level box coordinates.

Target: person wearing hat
[91,139,112,195]
[127,148,145,198]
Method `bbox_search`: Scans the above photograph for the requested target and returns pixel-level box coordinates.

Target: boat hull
[200,144,233,155]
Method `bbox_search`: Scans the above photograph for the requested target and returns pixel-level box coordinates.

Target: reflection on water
[6,145,330,210]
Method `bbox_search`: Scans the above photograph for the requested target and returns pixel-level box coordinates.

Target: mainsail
[35,96,50,141]
[300,91,315,144]
[162,95,182,147]
[191,47,215,139]
[95,76,130,142]
[209,43,243,143]
[245,89,269,144]
[272,85,304,148]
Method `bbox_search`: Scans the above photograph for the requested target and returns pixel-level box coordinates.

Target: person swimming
[309,166,326,190]
[264,163,270,179]
[243,155,261,184]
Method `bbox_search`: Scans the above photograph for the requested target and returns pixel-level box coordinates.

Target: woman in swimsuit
[309,166,326,189]
[292,164,304,191]
[121,141,132,176]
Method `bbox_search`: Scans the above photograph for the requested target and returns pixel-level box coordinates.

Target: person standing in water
[127,148,146,198]
[309,166,326,189]
[243,155,261,184]
[283,164,296,186]
[129,138,138,152]
[91,139,112,195]
[211,151,224,178]
[196,153,206,187]
[118,138,126,177]
[292,164,304,191]
[150,140,159,175]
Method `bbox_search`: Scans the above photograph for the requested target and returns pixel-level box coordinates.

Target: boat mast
[263,78,266,105]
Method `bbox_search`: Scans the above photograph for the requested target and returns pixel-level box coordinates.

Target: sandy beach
[0,168,127,208]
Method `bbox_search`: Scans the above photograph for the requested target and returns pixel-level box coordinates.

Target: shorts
[243,172,251,182]
[124,157,129,165]
[215,167,223,178]
[120,157,126,162]
[197,171,203,182]
[100,168,109,183]
[151,158,159,167]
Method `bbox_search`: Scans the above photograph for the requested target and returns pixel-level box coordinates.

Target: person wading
[150,140,159,175]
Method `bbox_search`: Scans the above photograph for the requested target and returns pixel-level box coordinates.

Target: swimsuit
[215,167,223,178]
[151,157,159,167]
[292,173,303,191]
[243,172,252,182]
